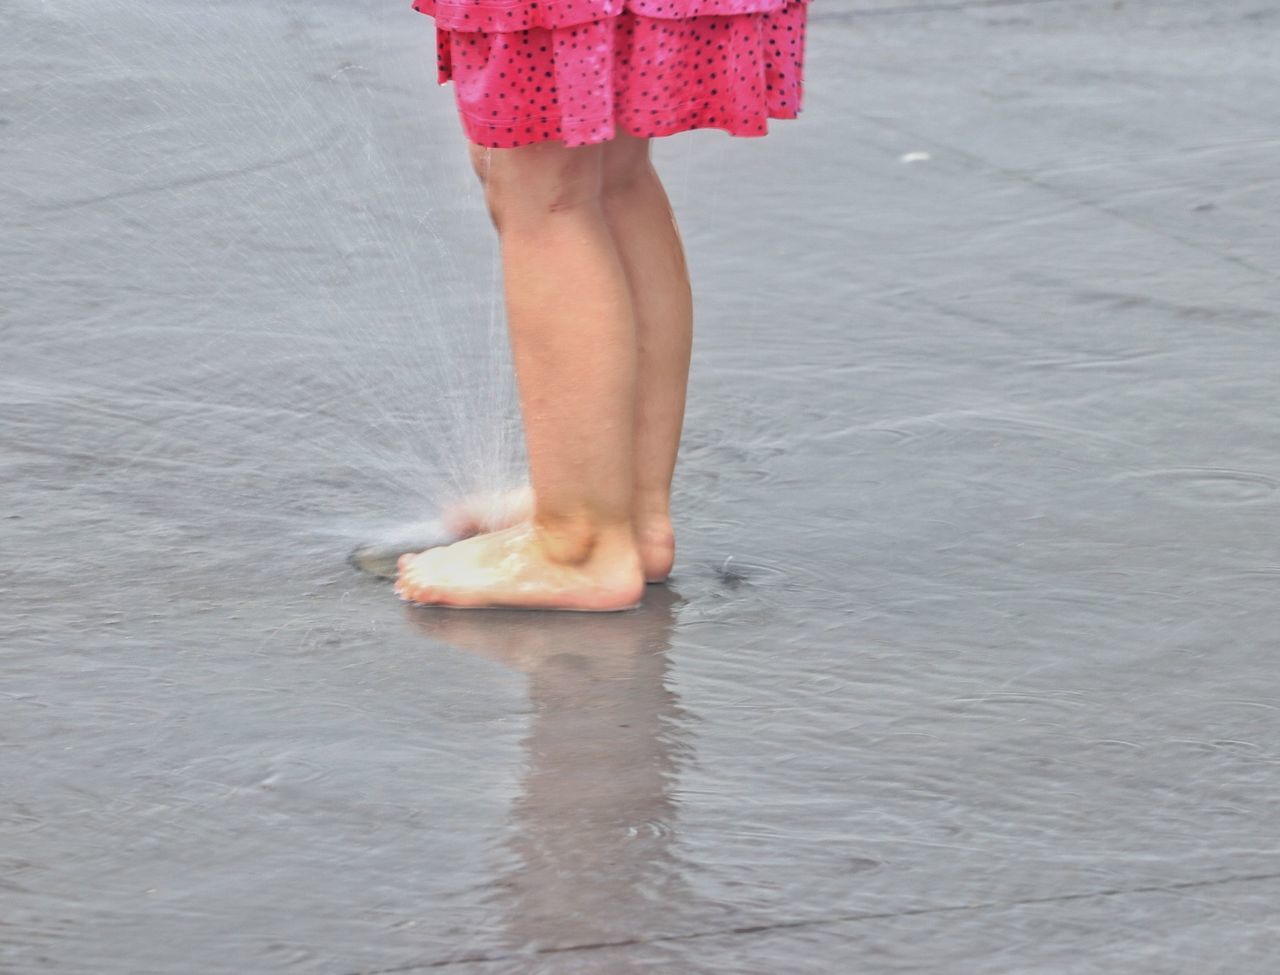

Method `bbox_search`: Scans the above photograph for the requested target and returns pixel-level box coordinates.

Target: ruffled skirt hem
[417,0,809,148]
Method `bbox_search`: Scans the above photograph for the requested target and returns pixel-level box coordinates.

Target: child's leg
[600,133,693,582]
[398,140,645,611]
[438,135,692,584]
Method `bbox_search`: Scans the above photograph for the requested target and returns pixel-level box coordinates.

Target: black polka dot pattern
[411,0,809,148]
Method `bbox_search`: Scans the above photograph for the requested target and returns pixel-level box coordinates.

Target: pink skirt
[411,0,810,148]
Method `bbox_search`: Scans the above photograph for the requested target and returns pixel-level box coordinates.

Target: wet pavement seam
[347,871,1280,972]
[35,130,342,213]
[836,110,1280,283]
[1021,136,1280,180]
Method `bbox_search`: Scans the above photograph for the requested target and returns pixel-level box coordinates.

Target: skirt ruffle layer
[414,0,796,34]
[418,0,809,148]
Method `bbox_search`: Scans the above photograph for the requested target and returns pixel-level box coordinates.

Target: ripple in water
[1119,467,1278,505]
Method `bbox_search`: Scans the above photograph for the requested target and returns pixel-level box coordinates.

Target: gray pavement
[3,0,1279,971]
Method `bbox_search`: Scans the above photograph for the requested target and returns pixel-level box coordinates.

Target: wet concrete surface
[4,0,1280,971]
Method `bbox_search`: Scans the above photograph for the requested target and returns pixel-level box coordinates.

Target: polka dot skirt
[411,0,810,148]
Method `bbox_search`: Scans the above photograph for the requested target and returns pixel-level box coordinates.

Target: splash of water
[6,0,526,557]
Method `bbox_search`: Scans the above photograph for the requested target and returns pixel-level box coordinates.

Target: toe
[395,555,430,603]
[397,577,436,605]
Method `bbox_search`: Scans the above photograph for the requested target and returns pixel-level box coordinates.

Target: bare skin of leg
[398,138,648,610]
[602,132,693,581]
[437,132,693,585]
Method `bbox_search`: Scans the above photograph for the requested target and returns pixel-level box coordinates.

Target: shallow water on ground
[4,0,1280,971]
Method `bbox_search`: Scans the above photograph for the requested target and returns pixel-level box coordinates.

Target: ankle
[533,512,637,567]
[632,492,672,527]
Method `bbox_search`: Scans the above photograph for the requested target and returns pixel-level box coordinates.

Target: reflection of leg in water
[405,588,694,956]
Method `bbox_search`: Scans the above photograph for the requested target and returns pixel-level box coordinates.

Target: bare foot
[395,523,646,612]
[636,520,675,584]
[442,486,676,583]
